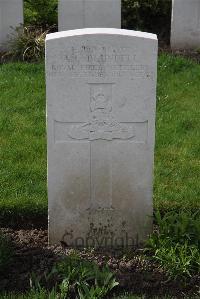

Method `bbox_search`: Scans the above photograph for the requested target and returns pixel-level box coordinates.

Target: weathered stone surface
[0,0,23,50]
[171,0,200,49]
[46,28,158,248]
[58,0,121,31]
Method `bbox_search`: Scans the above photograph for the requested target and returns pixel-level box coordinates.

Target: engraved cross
[54,83,147,210]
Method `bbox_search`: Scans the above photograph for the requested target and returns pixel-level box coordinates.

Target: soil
[0,227,199,298]
[159,45,200,63]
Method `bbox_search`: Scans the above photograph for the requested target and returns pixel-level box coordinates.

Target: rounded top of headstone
[46,28,157,41]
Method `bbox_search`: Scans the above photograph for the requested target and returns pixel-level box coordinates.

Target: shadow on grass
[0,207,47,229]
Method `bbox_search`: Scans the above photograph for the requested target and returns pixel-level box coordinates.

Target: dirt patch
[0,228,57,292]
[0,228,199,298]
[159,46,200,63]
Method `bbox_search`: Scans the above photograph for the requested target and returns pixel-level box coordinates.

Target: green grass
[0,63,47,225]
[0,54,200,224]
[113,296,175,299]
[113,296,200,299]
[155,54,200,211]
[146,210,200,280]
[0,290,57,299]
[0,293,198,299]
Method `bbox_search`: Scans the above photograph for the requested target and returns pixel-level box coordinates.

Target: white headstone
[46,28,158,248]
[171,0,200,49]
[58,0,121,31]
[0,0,23,50]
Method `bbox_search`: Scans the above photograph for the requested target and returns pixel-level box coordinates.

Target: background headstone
[46,28,158,248]
[0,0,23,50]
[171,0,200,49]
[58,0,121,31]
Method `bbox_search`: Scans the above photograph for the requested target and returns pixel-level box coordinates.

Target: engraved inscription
[47,45,153,79]
[68,83,135,141]
[49,63,152,79]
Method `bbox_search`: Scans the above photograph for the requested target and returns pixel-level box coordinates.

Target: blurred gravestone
[0,0,23,50]
[58,0,121,31]
[171,0,200,49]
[46,28,157,248]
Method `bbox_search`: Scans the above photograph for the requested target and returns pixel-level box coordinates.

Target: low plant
[29,274,68,299]
[0,232,13,274]
[146,211,200,281]
[2,26,51,62]
[24,0,57,28]
[122,0,171,41]
[28,254,118,299]
[55,254,119,298]
[154,210,200,247]
[154,240,200,280]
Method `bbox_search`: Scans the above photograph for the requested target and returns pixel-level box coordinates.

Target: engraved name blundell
[47,45,154,79]
[52,45,149,210]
